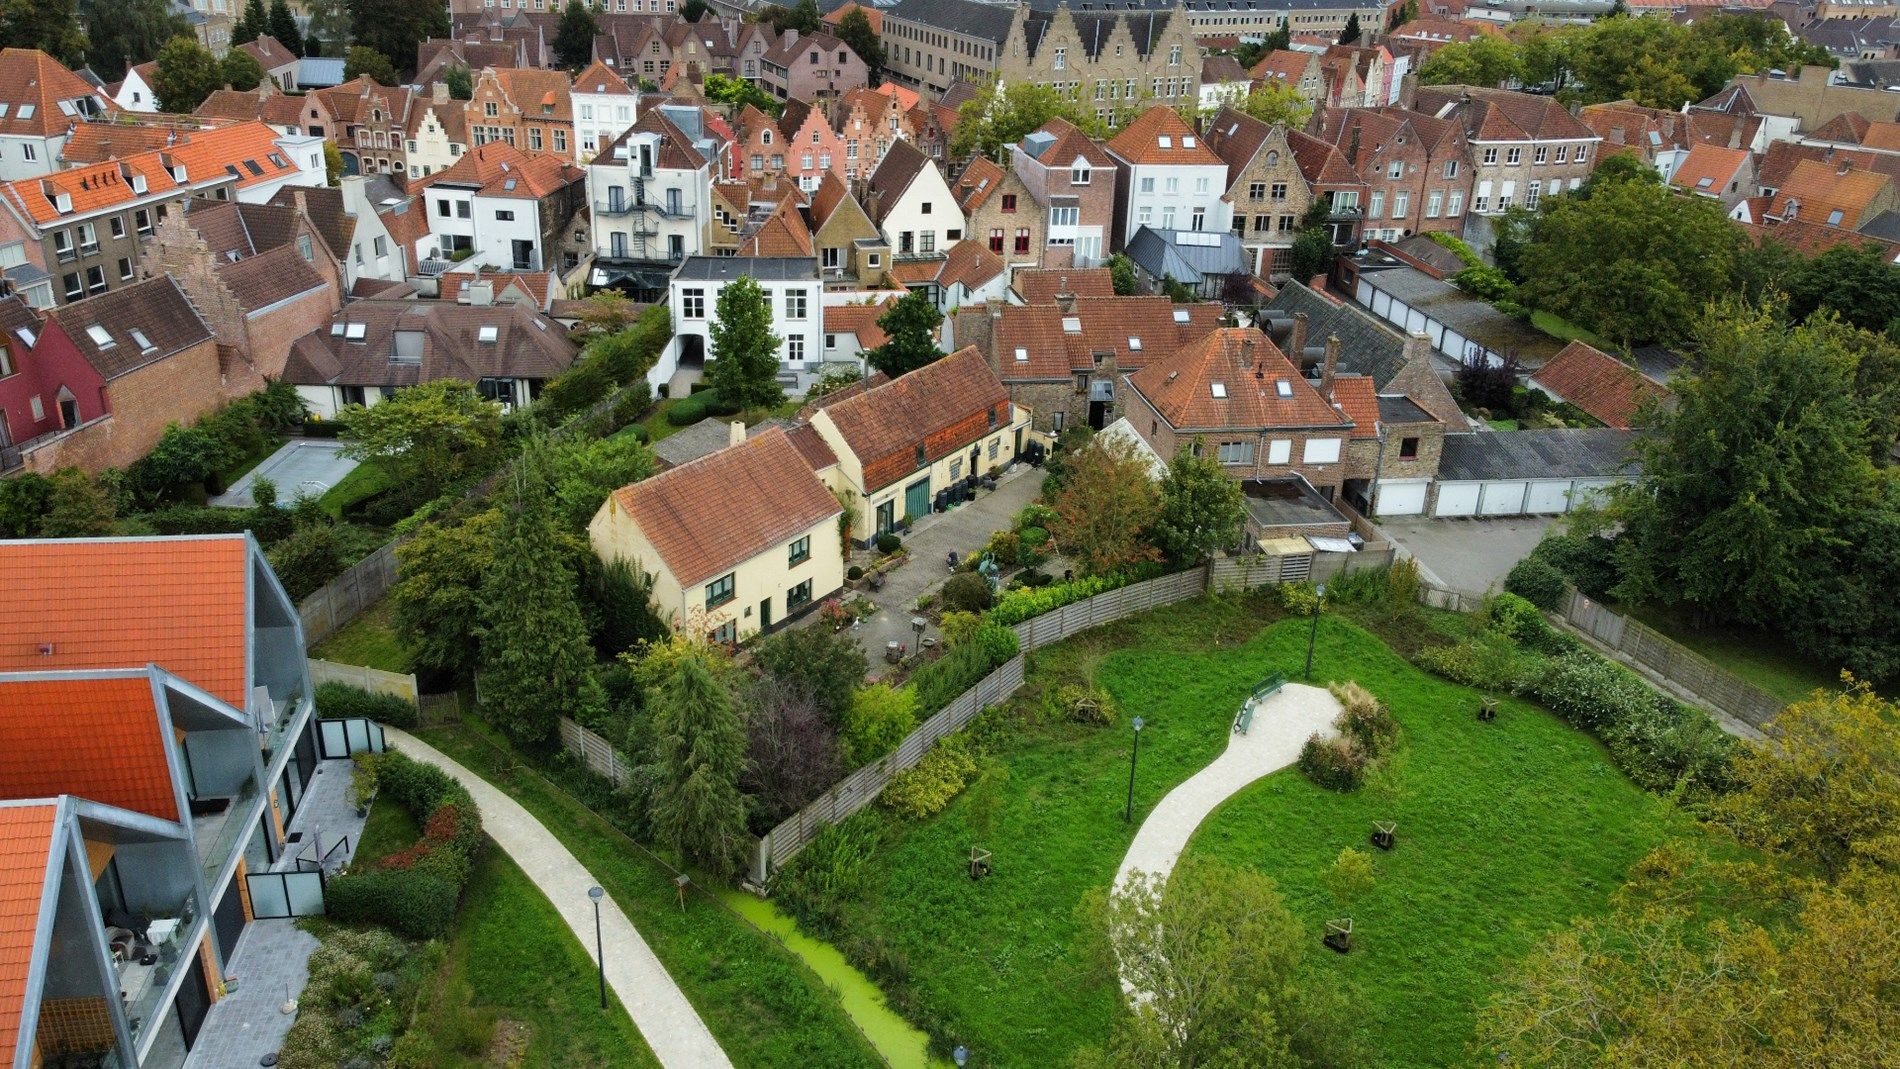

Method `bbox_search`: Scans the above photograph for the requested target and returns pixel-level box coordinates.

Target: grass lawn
[785,594,1687,1067]
[1530,310,1612,350]
[419,847,660,1068]
[413,720,884,1069]
[311,597,410,673]
[353,792,420,867]
[1621,602,1841,705]
[637,400,687,444]
[1485,418,1519,431]
[318,460,394,518]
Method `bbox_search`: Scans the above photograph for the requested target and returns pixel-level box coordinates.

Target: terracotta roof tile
[424,141,585,199]
[1019,116,1113,168]
[0,804,57,1061]
[1767,158,1891,228]
[1668,143,1750,195]
[1012,267,1114,304]
[993,295,1219,380]
[820,346,1009,490]
[219,244,330,311]
[1106,105,1223,166]
[1,153,181,224]
[45,277,214,381]
[1529,340,1669,429]
[0,675,179,821]
[610,427,840,587]
[239,35,299,71]
[0,49,110,139]
[938,240,1003,291]
[0,537,251,706]
[786,422,839,469]
[824,299,897,350]
[1329,375,1381,438]
[1129,327,1352,431]
[953,155,1007,214]
[57,121,183,165]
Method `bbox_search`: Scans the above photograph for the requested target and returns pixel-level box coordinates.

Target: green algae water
[718,890,940,1068]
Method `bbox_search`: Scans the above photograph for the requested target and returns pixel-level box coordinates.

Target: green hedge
[664,390,743,426]
[314,681,418,729]
[324,751,482,938]
[1526,652,1734,793]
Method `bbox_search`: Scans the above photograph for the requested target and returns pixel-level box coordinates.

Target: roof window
[129,328,154,352]
[345,323,367,340]
[1158,135,1172,148]
[1062,316,1082,333]
[13,326,34,347]
[1014,347,1028,361]
[1828,208,1846,225]
[478,326,499,342]
[1127,336,1142,350]
[1182,136,1197,148]
[1275,379,1293,398]
[17,104,34,119]
[85,325,112,348]
[330,322,346,335]
[1172,308,1190,323]
[1696,176,1713,189]
[1211,382,1226,398]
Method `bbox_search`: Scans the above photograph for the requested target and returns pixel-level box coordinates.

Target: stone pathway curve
[383,727,734,1069]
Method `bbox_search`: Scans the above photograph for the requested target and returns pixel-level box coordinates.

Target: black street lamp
[1304,584,1327,680]
[1124,716,1145,822]
[588,885,606,1010]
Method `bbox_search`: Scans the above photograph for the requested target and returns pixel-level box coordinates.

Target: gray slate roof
[653,417,794,468]
[1437,429,1640,482]
[1124,227,1249,286]
[1377,394,1431,424]
[674,256,818,281]
[1262,282,1409,389]
[887,0,1018,41]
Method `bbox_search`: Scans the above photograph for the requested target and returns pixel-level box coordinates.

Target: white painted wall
[1123,160,1232,235]
[878,160,963,258]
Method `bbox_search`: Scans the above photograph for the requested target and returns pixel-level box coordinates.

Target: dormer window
[1071,163,1090,184]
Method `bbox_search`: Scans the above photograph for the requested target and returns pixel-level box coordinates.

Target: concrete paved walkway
[383,727,734,1069]
[1116,682,1343,891]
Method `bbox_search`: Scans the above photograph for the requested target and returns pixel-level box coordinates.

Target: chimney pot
[1239,332,1254,369]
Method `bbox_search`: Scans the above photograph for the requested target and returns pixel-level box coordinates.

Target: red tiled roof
[239,35,299,70]
[824,0,883,32]
[1129,327,1351,431]
[0,804,57,1062]
[1012,267,1114,304]
[953,155,1007,214]
[993,295,1220,380]
[824,299,897,350]
[424,141,584,199]
[1107,105,1223,166]
[819,346,1010,491]
[1330,375,1381,438]
[0,675,179,822]
[0,49,110,138]
[938,240,1003,291]
[1669,143,1750,196]
[1767,158,1891,229]
[610,427,840,588]
[786,422,839,469]
[1530,340,1669,429]
[0,538,251,706]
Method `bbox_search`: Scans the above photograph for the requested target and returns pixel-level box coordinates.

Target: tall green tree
[1417,33,1523,88]
[337,379,503,501]
[343,44,397,85]
[1783,242,1900,339]
[266,0,303,55]
[1051,434,1163,576]
[753,626,868,728]
[1288,225,1333,283]
[232,0,266,44]
[392,510,501,681]
[581,555,668,660]
[443,63,472,100]
[1235,79,1312,127]
[1107,253,1138,296]
[1152,440,1246,566]
[834,6,883,83]
[0,0,87,66]
[951,80,1105,160]
[865,290,943,378]
[648,646,752,877]
[302,0,349,56]
[1337,12,1361,43]
[553,0,598,70]
[680,0,708,19]
[705,276,785,409]
[79,0,187,80]
[1263,17,1290,53]
[220,48,265,91]
[346,0,444,79]
[479,444,603,745]
[39,468,115,537]
[151,35,222,113]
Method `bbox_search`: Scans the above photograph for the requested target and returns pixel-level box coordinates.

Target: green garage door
[904,477,931,522]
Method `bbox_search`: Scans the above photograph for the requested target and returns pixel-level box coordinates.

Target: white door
[1478,481,1529,515]
[1375,480,1429,516]
[1525,480,1574,514]
[1434,483,1480,517]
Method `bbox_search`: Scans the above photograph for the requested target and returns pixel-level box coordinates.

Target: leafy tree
[760,0,822,34]
[479,445,603,745]
[581,555,667,659]
[753,626,867,727]
[338,380,503,502]
[40,468,115,538]
[343,44,397,85]
[548,431,656,532]
[1152,440,1245,566]
[0,0,87,66]
[267,0,302,54]
[1515,159,1744,348]
[1323,847,1377,912]
[1263,17,1291,53]
[742,676,841,825]
[345,0,443,79]
[706,275,785,410]
[1783,242,1900,338]
[704,72,781,117]
[1078,860,1367,1068]
[648,645,752,877]
[1235,80,1312,127]
[680,0,708,19]
[79,0,187,80]
[322,140,342,184]
[1107,253,1138,296]
[553,0,597,70]
[841,682,916,766]
[1288,226,1333,283]
[1337,11,1361,43]
[232,0,266,44]
[1417,33,1523,88]
[393,510,501,680]
[1454,347,1521,411]
[442,63,472,100]
[0,472,50,538]
[302,0,349,57]
[152,35,222,113]
[951,80,1105,161]
[865,290,943,378]
[1051,434,1163,576]
[834,7,883,83]
[576,289,639,337]
[220,48,266,91]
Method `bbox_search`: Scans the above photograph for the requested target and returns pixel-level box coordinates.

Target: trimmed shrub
[664,390,742,426]
[1529,532,1619,598]
[875,532,902,555]
[1329,680,1397,755]
[842,683,919,767]
[938,610,981,649]
[989,572,1120,627]
[1416,633,1543,692]
[1505,556,1567,610]
[1528,651,1734,792]
[324,867,459,938]
[847,565,865,581]
[313,681,418,729]
[1485,592,1555,651]
[325,750,481,936]
[882,735,977,819]
[941,572,994,613]
[1298,734,1367,792]
[909,642,995,716]
[969,622,1020,666]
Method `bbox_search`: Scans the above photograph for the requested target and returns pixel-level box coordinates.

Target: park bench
[1233,672,1287,735]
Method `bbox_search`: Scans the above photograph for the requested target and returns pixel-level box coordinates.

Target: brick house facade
[955,157,1044,270]
[1414,86,1600,216]
[1206,110,1313,279]
[997,2,1204,130]
[1010,118,1117,270]
[1307,107,1471,241]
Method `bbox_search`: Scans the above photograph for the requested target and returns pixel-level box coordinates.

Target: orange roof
[425,141,584,199]
[1108,106,1224,166]
[0,804,57,1062]
[871,82,920,112]
[1129,327,1351,431]
[1,154,180,223]
[824,299,897,349]
[816,346,1010,491]
[1861,121,1900,153]
[610,428,840,588]
[1012,267,1115,304]
[1768,159,1891,230]
[1330,376,1381,438]
[824,0,883,33]
[0,538,251,707]
[0,675,178,822]
[1668,143,1749,196]
[0,49,110,138]
[1530,340,1669,429]
[573,60,632,96]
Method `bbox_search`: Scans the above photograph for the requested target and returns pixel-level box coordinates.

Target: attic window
[478,326,499,342]
[1127,336,1142,351]
[0,105,8,118]
[17,104,33,119]
[1210,382,1227,398]
[13,326,33,347]
[1172,308,1190,323]
[1014,346,1028,361]
[85,324,112,348]
[1061,316,1082,333]
[1182,136,1197,148]
[1275,379,1293,398]
[503,178,517,191]
[1696,176,1713,189]
[330,323,346,335]
[345,323,367,340]
[1158,135,1172,148]
[129,328,154,352]
[1828,209,1846,225]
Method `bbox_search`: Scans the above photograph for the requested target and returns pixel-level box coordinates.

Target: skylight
[330,323,346,335]
[1158,135,1172,148]
[1127,336,1142,351]
[18,104,34,119]
[345,323,367,340]
[85,324,112,348]
[1696,176,1713,189]
[1211,382,1227,398]
[1062,316,1082,333]
[129,328,154,352]
[1014,347,1028,361]
[1275,379,1293,398]
[1828,209,1846,225]
[13,326,33,347]
[1173,309,1191,324]
[1182,136,1197,148]
[0,105,9,118]
[478,326,499,342]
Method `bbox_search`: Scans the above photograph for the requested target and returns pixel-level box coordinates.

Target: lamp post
[1124,716,1145,823]
[1304,584,1327,680]
[588,886,606,1010]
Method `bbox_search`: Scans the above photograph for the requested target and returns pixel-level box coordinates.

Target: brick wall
[1343,419,1442,482]
[1125,387,1354,494]
[22,338,224,473]
[236,284,341,388]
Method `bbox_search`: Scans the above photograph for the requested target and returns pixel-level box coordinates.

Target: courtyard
[1378,515,1558,595]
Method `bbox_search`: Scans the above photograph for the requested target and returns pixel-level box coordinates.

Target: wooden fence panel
[1550,588,1782,731]
[298,541,402,648]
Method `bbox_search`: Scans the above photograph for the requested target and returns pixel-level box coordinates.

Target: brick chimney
[433,80,451,104]
[1238,331,1254,370]
[1321,334,1340,398]
[1055,275,1076,314]
[1400,331,1430,368]
[1289,311,1309,358]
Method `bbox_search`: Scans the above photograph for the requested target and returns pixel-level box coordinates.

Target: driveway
[212,439,359,508]
[847,463,1044,677]
[1378,515,1558,596]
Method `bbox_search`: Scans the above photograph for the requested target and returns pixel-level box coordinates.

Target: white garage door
[1375,480,1429,516]
[1571,479,1616,508]
[1526,480,1575,514]
[1478,481,1529,515]
[1434,483,1480,517]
